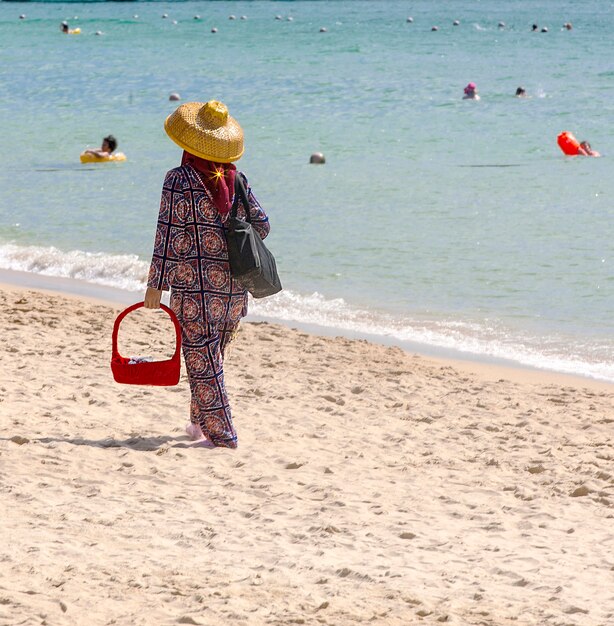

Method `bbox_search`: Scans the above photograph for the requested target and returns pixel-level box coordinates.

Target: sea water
[0,0,612,381]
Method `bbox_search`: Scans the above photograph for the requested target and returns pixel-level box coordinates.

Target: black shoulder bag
[226,174,282,299]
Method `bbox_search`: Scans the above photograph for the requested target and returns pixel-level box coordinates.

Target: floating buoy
[95,30,103,36]
[172,20,178,25]
[287,16,294,22]
[557,131,581,156]
[310,153,326,164]
[162,14,168,19]
[541,26,548,32]
[133,15,138,19]
[407,17,414,23]
[498,21,505,29]
[275,15,283,21]
[211,27,218,33]
[169,92,181,102]
[431,26,439,31]
[229,15,236,20]
[194,15,201,20]
[453,20,460,26]
[19,14,26,20]
[241,16,248,21]
[320,27,327,32]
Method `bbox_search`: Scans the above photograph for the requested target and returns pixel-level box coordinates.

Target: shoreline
[0,267,611,392]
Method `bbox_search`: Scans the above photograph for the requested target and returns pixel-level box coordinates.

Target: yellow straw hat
[164,100,244,163]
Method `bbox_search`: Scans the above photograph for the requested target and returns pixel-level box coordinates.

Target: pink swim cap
[464,82,477,93]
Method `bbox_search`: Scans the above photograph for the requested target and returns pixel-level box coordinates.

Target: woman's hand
[143,287,162,309]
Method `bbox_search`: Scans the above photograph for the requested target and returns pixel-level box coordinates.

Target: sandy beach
[1,283,613,626]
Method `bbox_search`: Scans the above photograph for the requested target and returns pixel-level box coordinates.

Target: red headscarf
[181,151,236,215]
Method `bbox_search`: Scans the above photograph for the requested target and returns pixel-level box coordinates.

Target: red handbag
[111,302,182,386]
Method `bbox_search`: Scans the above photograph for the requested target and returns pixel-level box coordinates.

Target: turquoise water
[1,1,613,380]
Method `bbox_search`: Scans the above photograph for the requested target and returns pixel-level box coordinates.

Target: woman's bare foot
[185,422,204,441]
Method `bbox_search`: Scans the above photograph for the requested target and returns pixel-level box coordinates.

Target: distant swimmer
[60,21,80,35]
[531,24,539,32]
[564,22,573,30]
[557,131,601,157]
[80,135,126,162]
[463,82,480,100]
[83,135,117,158]
[578,141,601,157]
[515,86,528,97]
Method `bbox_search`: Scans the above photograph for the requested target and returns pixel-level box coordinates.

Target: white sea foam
[252,291,614,383]
[0,243,148,292]
[0,242,612,382]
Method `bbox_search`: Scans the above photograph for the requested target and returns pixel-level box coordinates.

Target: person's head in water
[61,21,69,33]
[102,135,117,153]
[463,82,479,99]
[578,141,601,157]
[515,87,527,97]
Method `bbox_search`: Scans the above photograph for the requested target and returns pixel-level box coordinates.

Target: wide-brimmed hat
[164,100,244,163]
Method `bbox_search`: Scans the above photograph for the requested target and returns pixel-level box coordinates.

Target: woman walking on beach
[144,100,270,448]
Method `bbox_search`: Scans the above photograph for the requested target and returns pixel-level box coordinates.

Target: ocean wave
[251,291,614,383]
[0,243,148,292]
[0,242,612,382]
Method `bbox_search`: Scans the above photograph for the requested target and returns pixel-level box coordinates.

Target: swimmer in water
[83,135,117,158]
[577,141,601,157]
[515,87,528,97]
[463,82,480,100]
[60,21,79,34]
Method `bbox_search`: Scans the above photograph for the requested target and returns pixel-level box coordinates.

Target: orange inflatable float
[557,131,581,155]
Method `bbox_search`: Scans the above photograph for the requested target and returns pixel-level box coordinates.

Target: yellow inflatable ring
[70,28,81,34]
[80,152,126,164]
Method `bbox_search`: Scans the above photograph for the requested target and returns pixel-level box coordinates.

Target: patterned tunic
[147,164,270,447]
[148,164,270,323]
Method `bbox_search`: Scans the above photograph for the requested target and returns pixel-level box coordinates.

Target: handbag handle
[112,302,182,360]
[230,173,252,223]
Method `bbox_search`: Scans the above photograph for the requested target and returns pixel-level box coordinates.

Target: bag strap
[112,302,182,360]
[230,172,252,223]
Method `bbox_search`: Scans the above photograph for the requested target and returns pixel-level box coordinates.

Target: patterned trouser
[181,320,239,448]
